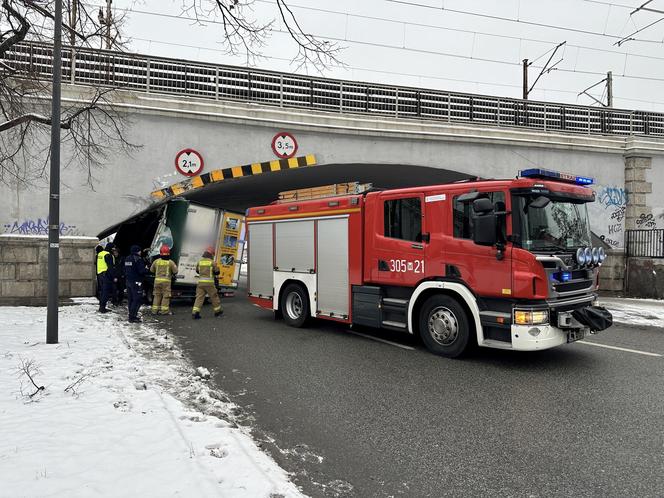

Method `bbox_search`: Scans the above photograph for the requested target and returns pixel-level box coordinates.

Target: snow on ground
[599,297,664,329]
[0,301,303,498]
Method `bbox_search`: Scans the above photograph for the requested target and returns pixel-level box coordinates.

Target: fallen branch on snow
[15,357,45,400]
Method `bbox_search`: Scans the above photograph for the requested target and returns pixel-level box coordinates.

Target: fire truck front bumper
[510,323,586,351]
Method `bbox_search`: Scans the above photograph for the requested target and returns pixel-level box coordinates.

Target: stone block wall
[599,249,625,296]
[624,155,653,230]
[0,236,98,306]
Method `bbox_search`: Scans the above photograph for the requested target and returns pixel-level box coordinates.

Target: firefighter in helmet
[150,245,178,315]
[192,246,223,319]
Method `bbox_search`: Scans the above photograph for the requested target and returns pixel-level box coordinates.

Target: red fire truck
[246,169,612,357]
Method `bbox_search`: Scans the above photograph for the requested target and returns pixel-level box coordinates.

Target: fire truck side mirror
[472,199,498,247]
[472,198,494,214]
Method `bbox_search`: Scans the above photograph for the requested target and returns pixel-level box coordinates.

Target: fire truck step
[381,298,409,307]
[381,320,408,331]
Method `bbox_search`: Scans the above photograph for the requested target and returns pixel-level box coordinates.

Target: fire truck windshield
[516,195,592,252]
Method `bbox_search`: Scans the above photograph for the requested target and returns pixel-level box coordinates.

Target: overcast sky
[100,0,664,112]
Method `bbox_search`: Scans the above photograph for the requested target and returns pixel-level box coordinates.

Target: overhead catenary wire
[86,2,664,85]
[384,0,664,44]
[127,36,664,108]
[82,1,664,65]
[71,0,664,111]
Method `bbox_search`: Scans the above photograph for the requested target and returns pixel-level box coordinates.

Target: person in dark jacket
[97,242,116,313]
[111,246,125,306]
[124,245,148,322]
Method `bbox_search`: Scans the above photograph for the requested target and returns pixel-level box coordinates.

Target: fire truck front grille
[552,279,593,294]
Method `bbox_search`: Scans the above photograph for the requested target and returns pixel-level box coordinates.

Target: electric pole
[47,0,63,344]
[69,0,77,83]
[578,72,614,107]
[98,0,113,49]
[522,41,566,100]
[106,0,112,49]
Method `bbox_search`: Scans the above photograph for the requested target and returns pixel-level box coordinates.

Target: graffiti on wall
[589,185,628,248]
[3,217,82,236]
[636,213,657,229]
[597,186,628,208]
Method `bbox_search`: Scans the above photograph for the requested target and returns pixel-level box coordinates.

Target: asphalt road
[161,285,664,498]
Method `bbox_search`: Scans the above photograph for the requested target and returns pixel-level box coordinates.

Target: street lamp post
[46,0,63,344]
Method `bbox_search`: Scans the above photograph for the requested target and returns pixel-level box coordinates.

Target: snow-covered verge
[599,297,664,329]
[0,302,303,498]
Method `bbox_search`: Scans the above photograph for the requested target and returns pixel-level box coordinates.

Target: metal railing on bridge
[4,41,664,137]
[626,229,664,258]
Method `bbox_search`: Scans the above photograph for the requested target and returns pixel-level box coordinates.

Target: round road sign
[271,132,298,159]
[175,149,204,177]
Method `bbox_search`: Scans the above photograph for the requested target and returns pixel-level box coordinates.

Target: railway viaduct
[1,43,663,254]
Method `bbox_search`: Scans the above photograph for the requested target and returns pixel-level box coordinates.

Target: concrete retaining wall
[626,257,664,299]
[0,236,98,306]
[599,250,626,296]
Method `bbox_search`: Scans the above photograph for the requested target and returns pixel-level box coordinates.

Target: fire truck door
[445,191,513,298]
[369,193,427,287]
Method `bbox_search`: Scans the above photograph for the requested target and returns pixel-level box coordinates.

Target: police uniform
[97,243,116,313]
[124,245,148,322]
[192,251,223,319]
[150,248,178,314]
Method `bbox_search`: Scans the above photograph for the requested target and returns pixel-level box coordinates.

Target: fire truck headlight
[575,247,587,266]
[584,247,593,266]
[598,247,606,263]
[514,310,549,325]
[591,247,600,265]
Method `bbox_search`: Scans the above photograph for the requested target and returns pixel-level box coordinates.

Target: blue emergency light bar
[550,271,572,283]
[519,168,594,186]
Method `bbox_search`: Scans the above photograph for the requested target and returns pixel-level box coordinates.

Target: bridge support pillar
[623,155,652,230]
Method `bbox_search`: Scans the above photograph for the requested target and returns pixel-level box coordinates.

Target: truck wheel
[280,283,310,328]
[419,294,471,358]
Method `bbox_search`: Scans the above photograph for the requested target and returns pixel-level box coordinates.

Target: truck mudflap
[571,306,613,332]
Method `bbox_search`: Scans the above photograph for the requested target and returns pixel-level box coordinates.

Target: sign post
[47,0,63,345]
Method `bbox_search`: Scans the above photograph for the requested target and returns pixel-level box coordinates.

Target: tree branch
[0,0,30,57]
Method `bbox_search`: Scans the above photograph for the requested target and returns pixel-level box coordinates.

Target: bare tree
[0,0,341,186]
[0,0,134,187]
[181,0,343,69]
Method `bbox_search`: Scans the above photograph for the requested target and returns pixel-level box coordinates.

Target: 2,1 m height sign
[175,149,204,177]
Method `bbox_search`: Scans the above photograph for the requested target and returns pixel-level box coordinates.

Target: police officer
[150,245,178,315]
[97,242,116,313]
[124,245,148,322]
[192,246,223,320]
[111,245,125,306]
[94,245,104,303]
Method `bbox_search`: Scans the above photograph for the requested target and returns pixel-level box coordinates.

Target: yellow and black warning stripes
[151,154,317,199]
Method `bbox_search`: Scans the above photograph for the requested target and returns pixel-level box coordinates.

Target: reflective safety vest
[97,250,110,274]
[197,258,216,284]
[154,258,173,283]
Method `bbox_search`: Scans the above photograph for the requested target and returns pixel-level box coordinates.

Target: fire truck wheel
[419,294,470,358]
[280,283,310,328]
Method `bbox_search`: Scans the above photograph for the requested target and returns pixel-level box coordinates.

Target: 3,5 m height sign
[271,132,298,159]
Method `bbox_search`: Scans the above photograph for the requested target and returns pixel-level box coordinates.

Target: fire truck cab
[246,170,612,358]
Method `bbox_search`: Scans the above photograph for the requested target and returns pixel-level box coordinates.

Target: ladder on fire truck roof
[276,182,373,203]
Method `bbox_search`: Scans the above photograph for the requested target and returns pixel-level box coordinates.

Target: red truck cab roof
[246,177,595,220]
